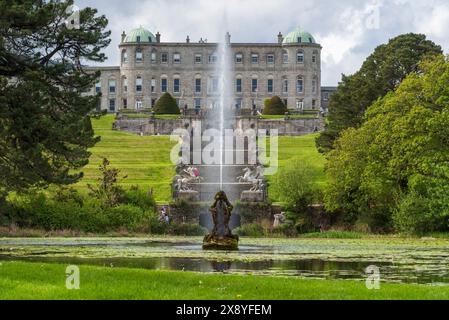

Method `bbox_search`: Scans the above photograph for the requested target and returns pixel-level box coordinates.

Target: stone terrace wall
[113,115,324,136]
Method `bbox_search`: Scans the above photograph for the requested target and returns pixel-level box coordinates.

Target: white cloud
[75,0,449,85]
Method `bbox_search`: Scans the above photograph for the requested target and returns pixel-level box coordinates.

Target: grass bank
[74,115,177,202]
[0,261,447,300]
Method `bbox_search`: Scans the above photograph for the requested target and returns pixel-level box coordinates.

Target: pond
[1,237,449,286]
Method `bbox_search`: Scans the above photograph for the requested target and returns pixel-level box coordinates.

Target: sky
[75,0,449,86]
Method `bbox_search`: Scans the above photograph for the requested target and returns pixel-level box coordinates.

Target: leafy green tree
[0,0,110,200]
[324,55,449,233]
[316,33,442,153]
[153,92,181,115]
[262,96,288,115]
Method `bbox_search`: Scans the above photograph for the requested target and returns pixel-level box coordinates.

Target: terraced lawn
[74,115,177,202]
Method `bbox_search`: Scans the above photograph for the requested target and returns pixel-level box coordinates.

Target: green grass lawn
[0,261,447,300]
[74,115,177,202]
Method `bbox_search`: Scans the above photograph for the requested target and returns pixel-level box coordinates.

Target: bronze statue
[203,191,239,250]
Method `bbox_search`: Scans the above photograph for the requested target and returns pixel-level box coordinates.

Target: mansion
[92,26,329,112]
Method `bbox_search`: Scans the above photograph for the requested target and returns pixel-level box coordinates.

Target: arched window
[283,77,289,94]
[235,75,243,93]
[122,50,128,63]
[161,76,168,92]
[296,76,304,93]
[195,75,202,94]
[296,50,304,63]
[267,75,274,94]
[173,75,181,93]
[136,76,143,93]
[135,48,143,62]
[282,50,289,64]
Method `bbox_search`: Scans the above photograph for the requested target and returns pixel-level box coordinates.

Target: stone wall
[113,115,324,136]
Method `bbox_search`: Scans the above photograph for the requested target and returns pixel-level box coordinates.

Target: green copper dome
[124,26,155,43]
[283,27,316,44]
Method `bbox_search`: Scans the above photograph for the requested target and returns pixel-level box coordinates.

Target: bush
[108,204,151,231]
[236,223,267,237]
[262,96,287,115]
[123,186,155,211]
[153,93,181,115]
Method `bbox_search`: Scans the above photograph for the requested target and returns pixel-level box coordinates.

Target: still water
[1,237,448,285]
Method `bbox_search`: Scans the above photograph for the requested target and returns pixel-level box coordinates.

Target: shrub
[262,96,287,115]
[108,204,151,231]
[153,93,181,115]
[123,186,155,211]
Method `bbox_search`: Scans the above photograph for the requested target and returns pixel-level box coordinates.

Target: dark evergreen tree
[262,96,287,115]
[316,33,442,153]
[153,92,181,115]
[0,0,111,199]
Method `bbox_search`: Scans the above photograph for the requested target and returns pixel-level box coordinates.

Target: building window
[296,76,304,93]
[312,79,317,94]
[283,50,289,64]
[161,78,168,92]
[236,78,242,93]
[312,54,317,63]
[235,98,242,109]
[109,99,115,112]
[95,81,101,94]
[136,100,142,109]
[195,78,201,93]
[297,50,304,63]
[123,98,128,109]
[283,99,288,107]
[161,53,168,64]
[235,53,243,64]
[211,78,219,93]
[323,92,329,101]
[283,79,288,94]
[151,51,157,64]
[195,54,202,64]
[251,54,259,64]
[151,78,156,93]
[123,77,128,93]
[173,53,181,64]
[108,79,116,94]
[122,50,128,63]
[251,78,258,93]
[267,79,274,94]
[209,54,218,63]
[136,76,143,93]
[173,78,180,93]
[312,99,316,109]
[267,54,275,64]
[136,36,141,43]
[194,98,201,109]
[136,49,143,62]
[296,99,304,110]
[151,98,157,107]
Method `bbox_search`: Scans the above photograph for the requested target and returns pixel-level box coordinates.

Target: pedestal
[203,234,239,251]
[178,190,200,202]
[241,190,264,203]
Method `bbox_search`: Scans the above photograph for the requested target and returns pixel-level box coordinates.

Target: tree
[262,96,287,115]
[316,33,442,154]
[324,55,449,233]
[153,92,180,115]
[0,0,111,199]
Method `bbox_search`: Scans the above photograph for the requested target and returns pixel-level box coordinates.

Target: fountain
[203,191,239,250]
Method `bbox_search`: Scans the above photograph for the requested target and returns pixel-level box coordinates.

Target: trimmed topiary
[153,93,181,115]
[262,96,288,115]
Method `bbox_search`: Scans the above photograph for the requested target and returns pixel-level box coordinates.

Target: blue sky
[76,0,449,85]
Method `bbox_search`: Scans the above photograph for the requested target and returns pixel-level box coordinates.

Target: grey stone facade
[90,27,323,113]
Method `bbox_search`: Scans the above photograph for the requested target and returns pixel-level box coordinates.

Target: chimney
[121,31,126,43]
[156,32,161,43]
[186,35,190,43]
[278,32,283,44]
[225,32,231,45]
